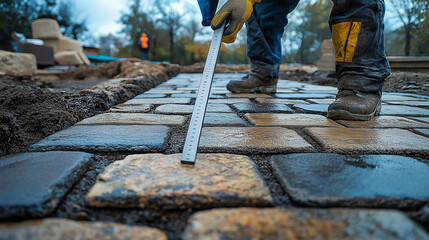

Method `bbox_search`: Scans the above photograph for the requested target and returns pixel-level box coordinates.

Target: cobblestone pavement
[1,73,429,239]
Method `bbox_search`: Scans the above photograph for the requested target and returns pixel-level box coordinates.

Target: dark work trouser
[247,0,390,91]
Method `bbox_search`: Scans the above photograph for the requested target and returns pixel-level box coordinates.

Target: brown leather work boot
[226,73,278,94]
[327,90,382,121]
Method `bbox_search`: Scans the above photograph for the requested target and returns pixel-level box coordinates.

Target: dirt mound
[0,61,180,157]
[383,72,429,96]
[60,58,179,80]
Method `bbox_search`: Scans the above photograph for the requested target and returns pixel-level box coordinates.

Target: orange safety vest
[140,35,149,49]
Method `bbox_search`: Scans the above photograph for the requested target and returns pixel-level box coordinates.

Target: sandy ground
[1,60,428,157]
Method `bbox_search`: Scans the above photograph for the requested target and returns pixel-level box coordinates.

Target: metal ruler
[181,0,227,164]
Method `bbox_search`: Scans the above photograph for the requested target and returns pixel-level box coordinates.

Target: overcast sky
[73,0,397,38]
[73,0,201,36]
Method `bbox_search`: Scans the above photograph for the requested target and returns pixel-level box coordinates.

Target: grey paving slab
[76,113,187,126]
[416,128,429,136]
[0,151,93,218]
[183,208,428,240]
[199,127,313,154]
[293,104,329,114]
[255,98,309,105]
[208,98,251,104]
[306,98,335,104]
[411,117,429,123]
[124,98,191,105]
[338,116,429,128]
[270,153,429,208]
[275,93,334,99]
[155,104,233,114]
[145,89,187,94]
[227,93,272,98]
[109,104,152,113]
[232,103,293,113]
[134,94,167,99]
[0,218,167,240]
[203,113,247,126]
[381,95,424,101]
[306,127,429,154]
[31,125,169,152]
[170,93,197,98]
[381,105,429,116]
[385,101,429,107]
[86,154,273,209]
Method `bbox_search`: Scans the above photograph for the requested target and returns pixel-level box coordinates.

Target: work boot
[327,90,382,121]
[226,72,278,94]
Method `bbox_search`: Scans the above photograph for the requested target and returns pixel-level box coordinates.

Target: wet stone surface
[231,103,293,113]
[0,151,93,218]
[306,127,429,154]
[275,93,334,99]
[86,153,273,209]
[270,153,429,208]
[245,113,342,127]
[124,98,191,105]
[31,125,169,152]
[338,116,429,128]
[199,127,313,154]
[203,113,247,126]
[381,105,429,116]
[227,93,272,98]
[0,218,167,240]
[255,98,309,105]
[183,208,428,240]
[76,113,187,126]
[208,98,251,104]
[109,104,153,113]
[416,128,429,136]
[155,104,233,114]
[293,104,329,114]
[385,101,429,107]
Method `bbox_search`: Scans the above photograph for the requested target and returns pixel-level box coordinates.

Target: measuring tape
[181,0,227,164]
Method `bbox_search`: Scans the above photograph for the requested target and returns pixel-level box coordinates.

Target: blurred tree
[154,0,185,63]
[389,0,427,56]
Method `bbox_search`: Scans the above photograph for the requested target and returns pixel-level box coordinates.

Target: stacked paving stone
[1,73,429,239]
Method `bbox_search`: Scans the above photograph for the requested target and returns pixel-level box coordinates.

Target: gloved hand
[211,0,261,43]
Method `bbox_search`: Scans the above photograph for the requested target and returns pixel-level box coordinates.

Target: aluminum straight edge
[181,2,227,165]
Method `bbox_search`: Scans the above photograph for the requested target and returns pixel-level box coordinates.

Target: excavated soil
[0,59,179,157]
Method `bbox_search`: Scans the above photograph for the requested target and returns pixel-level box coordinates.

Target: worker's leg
[226,0,299,93]
[327,0,390,120]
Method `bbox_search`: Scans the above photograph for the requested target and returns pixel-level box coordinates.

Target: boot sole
[227,85,277,94]
[327,99,382,121]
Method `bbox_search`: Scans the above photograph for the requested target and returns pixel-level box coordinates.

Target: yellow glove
[211,0,261,43]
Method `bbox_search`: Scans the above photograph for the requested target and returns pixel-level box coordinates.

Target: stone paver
[411,117,429,123]
[270,153,429,207]
[246,113,342,127]
[0,151,93,218]
[338,116,429,128]
[199,127,313,154]
[109,104,152,113]
[204,113,247,126]
[227,93,272,98]
[416,128,429,136]
[381,95,424,101]
[76,113,187,126]
[170,93,197,98]
[134,94,167,98]
[0,218,167,240]
[155,104,233,114]
[255,98,309,104]
[293,103,329,114]
[275,93,334,99]
[232,103,293,113]
[145,89,187,94]
[31,125,169,152]
[183,208,428,240]
[307,98,335,104]
[208,98,251,104]
[381,105,429,116]
[306,127,429,154]
[124,98,191,105]
[386,101,429,107]
[86,154,273,209]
